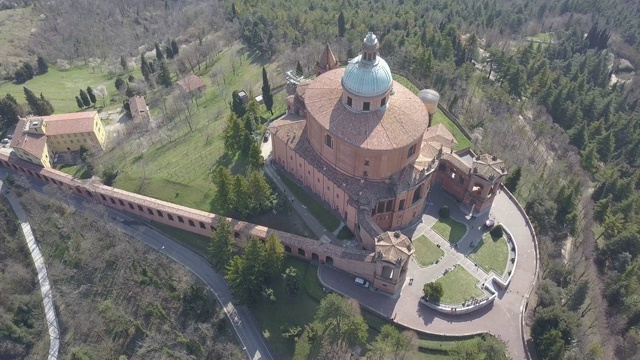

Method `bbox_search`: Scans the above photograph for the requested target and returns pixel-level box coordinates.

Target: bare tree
[94,85,108,108]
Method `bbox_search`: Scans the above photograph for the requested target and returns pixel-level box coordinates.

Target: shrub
[439,206,450,218]
[490,225,504,238]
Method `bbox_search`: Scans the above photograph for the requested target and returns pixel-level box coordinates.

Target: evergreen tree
[568,121,588,149]
[595,130,615,163]
[247,141,264,170]
[213,167,233,213]
[171,39,180,56]
[36,56,48,74]
[337,10,346,37]
[296,60,304,77]
[247,170,270,212]
[155,43,165,61]
[75,96,84,109]
[504,167,522,193]
[120,55,128,73]
[23,63,34,80]
[261,67,274,114]
[165,45,174,59]
[223,113,243,154]
[140,54,151,81]
[38,93,54,115]
[208,219,235,270]
[23,87,47,115]
[0,95,21,130]
[367,325,413,360]
[86,86,97,105]
[231,175,250,217]
[158,61,172,87]
[263,233,284,280]
[580,143,599,172]
[114,77,126,91]
[79,89,91,107]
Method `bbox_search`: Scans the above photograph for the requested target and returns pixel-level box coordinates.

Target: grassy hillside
[0,66,141,114]
[16,191,243,359]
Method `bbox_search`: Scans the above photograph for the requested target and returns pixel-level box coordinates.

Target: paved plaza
[318,186,538,360]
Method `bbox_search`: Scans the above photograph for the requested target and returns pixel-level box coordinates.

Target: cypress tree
[165,45,174,59]
[38,93,54,115]
[140,54,151,81]
[23,63,34,80]
[171,40,179,56]
[338,10,346,37]
[24,87,39,114]
[504,167,522,193]
[296,61,304,77]
[86,86,97,105]
[0,94,21,129]
[158,61,172,87]
[261,67,273,114]
[120,55,128,73]
[36,56,48,74]
[79,89,91,107]
[75,96,84,109]
[155,43,165,61]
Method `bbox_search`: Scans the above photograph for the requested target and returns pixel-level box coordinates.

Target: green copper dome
[341,32,393,98]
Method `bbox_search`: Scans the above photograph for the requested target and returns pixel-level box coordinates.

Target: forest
[1,0,640,359]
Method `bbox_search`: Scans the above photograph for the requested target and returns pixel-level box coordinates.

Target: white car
[1,139,9,144]
[355,277,369,288]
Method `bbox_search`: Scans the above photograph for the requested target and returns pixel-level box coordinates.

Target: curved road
[0,168,273,360]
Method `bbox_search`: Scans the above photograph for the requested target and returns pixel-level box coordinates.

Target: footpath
[1,179,60,360]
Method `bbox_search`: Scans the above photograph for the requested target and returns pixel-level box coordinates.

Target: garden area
[469,233,509,276]
[435,266,483,305]
[413,235,444,267]
[432,216,467,244]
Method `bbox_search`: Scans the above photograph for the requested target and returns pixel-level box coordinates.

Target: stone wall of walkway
[0,151,380,283]
[1,182,60,360]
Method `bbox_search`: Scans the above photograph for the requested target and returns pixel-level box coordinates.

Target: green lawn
[431,109,473,151]
[469,234,509,276]
[57,164,92,179]
[275,168,341,232]
[0,66,139,114]
[432,217,467,244]
[413,235,444,267]
[393,74,420,94]
[336,225,354,240]
[525,32,553,43]
[96,44,282,214]
[252,257,325,359]
[150,221,211,257]
[435,266,483,305]
[0,7,40,64]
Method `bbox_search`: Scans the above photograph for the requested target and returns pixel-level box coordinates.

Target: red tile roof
[10,119,47,158]
[129,95,150,123]
[304,69,430,150]
[39,111,97,135]
[177,74,206,93]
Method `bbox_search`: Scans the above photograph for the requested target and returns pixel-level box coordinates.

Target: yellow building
[9,111,106,168]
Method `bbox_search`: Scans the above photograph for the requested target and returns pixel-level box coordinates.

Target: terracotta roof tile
[39,111,97,135]
[10,120,48,158]
[177,75,206,93]
[304,69,430,150]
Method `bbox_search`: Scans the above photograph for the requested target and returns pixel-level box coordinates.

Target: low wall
[420,288,497,315]
[0,151,375,280]
[500,185,540,360]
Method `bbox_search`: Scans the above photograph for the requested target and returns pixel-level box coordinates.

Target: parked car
[483,219,495,230]
[355,277,369,288]
[263,131,271,142]
[6,134,12,139]
[1,138,9,144]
